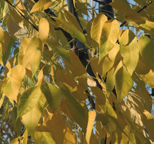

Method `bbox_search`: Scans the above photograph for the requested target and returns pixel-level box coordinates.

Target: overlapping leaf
[99,19,120,63]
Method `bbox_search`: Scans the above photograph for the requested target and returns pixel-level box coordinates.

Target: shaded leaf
[41,83,63,113]
[115,66,133,103]
[34,126,55,144]
[47,39,70,63]
[138,36,154,67]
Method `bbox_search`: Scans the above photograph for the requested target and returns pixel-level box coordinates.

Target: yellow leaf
[115,66,133,103]
[99,19,120,63]
[64,10,83,33]
[3,65,26,101]
[36,69,43,86]
[102,43,120,77]
[120,36,139,75]
[39,18,49,42]
[30,0,53,13]
[22,37,42,76]
[91,14,107,46]
[86,111,95,144]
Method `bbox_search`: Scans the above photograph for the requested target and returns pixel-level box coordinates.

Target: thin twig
[120,1,152,27]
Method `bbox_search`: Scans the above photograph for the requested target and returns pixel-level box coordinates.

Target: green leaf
[34,126,55,144]
[99,19,120,63]
[41,83,63,113]
[17,86,43,118]
[138,36,154,67]
[47,39,70,63]
[22,37,42,76]
[120,36,139,75]
[12,106,22,135]
[115,66,133,103]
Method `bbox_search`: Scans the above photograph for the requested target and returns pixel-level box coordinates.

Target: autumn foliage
[0,0,154,143]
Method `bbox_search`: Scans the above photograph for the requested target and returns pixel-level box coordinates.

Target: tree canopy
[0,0,154,143]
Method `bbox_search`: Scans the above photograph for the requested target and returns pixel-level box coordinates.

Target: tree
[0,0,154,143]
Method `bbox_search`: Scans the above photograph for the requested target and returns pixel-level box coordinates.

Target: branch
[120,1,152,27]
[5,0,38,31]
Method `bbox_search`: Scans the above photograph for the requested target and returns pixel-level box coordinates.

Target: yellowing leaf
[138,36,154,67]
[64,10,83,32]
[30,0,53,13]
[3,65,26,101]
[22,37,42,76]
[17,86,44,118]
[86,111,95,144]
[21,106,42,134]
[54,17,89,47]
[91,14,107,46]
[120,36,139,75]
[41,83,63,113]
[115,66,133,103]
[39,18,49,42]
[34,126,55,144]
[47,39,70,63]
[99,19,120,63]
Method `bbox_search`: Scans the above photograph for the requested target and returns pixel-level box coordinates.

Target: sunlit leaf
[39,18,49,42]
[120,36,139,75]
[91,14,107,46]
[86,111,95,144]
[3,65,26,101]
[115,66,133,103]
[99,19,120,63]
[22,37,42,76]
[64,10,83,32]
[30,0,53,13]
